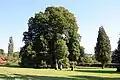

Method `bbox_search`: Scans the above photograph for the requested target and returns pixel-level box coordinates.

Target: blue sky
[0,0,120,53]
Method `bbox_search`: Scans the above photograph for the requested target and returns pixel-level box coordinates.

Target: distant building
[0,57,6,63]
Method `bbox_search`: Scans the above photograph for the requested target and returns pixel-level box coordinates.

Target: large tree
[95,26,111,69]
[112,37,120,72]
[20,6,80,68]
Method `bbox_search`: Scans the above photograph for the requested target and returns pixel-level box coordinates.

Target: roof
[0,57,6,63]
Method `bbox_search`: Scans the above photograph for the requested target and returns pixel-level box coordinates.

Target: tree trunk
[59,64,62,70]
[102,63,105,69]
[71,62,74,71]
[102,65,104,69]
[55,59,58,70]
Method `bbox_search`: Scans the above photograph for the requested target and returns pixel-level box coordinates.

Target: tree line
[0,36,19,65]
[19,6,81,70]
[0,6,120,71]
[18,6,120,71]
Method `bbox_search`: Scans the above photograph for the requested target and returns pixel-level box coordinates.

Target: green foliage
[77,46,85,63]
[80,46,85,57]
[20,6,80,68]
[6,52,20,65]
[54,39,69,67]
[8,36,14,54]
[91,55,99,63]
[112,49,119,63]
[95,26,111,68]
[19,43,35,67]
[60,58,70,68]
[78,53,98,64]
[112,38,120,64]
[68,36,80,61]
[112,38,120,72]
[54,39,69,60]
[0,49,5,57]
[80,54,92,63]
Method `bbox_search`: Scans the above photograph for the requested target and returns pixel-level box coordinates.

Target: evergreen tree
[112,37,120,72]
[112,49,118,63]
[8,36,14,54]
[95,26,111,69]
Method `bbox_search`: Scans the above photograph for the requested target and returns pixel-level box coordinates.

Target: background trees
[95,26,111,69]
[20,6,81,68]
[5,37,20,65]
[8,36,14,54]
[112,37,120,72]
[0,49,5,57]
[112,49,118,63]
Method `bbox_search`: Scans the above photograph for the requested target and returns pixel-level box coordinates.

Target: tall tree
[20,6,80,68]
[8,36,14,54]
[112,37,120,72]
[95,26,111,69]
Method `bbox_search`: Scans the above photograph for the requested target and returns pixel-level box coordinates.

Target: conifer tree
[112,37,120,72]
[95,26,111,69]
[8,36,14,54]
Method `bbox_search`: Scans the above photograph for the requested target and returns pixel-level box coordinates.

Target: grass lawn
[0,66,120,80]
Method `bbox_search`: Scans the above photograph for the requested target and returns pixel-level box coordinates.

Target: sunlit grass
[0,66,119,80]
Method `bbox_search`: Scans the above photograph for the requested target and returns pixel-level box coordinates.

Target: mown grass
[0,66,119,80]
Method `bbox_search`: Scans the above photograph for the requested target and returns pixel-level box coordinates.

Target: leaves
[0,49,4,57]
[54,39,69,60]
[112,38,120,63]
[95,26,111,68]
[20,6,80,68]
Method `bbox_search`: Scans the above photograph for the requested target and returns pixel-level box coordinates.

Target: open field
[0,66,120,80]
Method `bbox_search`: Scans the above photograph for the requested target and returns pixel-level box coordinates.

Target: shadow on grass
[0,73,74,80]
[0,64,53,69]
[5,65,20,68]
[0,74,119,80]
[75,69,120,74]
[71,75,120,80]
[0,64,20,68]
[76,67,99,69]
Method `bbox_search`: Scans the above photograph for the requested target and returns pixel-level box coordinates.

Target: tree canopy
[20,6,80,68]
